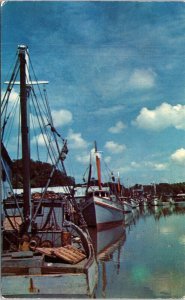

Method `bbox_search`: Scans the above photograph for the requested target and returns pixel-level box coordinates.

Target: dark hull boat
[1,45,97,298]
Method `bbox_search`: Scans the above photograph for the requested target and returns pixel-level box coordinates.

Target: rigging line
[52,208,60,229]
[1,67,20,138]
[30,107,40,161]
[63,149,74,180]
[42,86,53,126]
[43,86,53,125]
[43,87,64,142]
[27,80,50,133]
[1,93,20,141]
[104,166,120,198]
[29,79,57,154]
[28,53,50,120]
[3,97,20,148]
[3,206,17,231]
[14,105,22,191]
[82,165,89,182]
[28,56,67,175]
[31,146,66,223]
[28,55,66,170]
[2,59,20,113]
[1,158,24,221]
[16,102,21,161]
[102,159,116,188]
[30,88,57,166]
[44,118,67,175]
[2,51,18,87]
[103,158,113,175]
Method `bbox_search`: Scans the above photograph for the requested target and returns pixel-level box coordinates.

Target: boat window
[94,191,100,197]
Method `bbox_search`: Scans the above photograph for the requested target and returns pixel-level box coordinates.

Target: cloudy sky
[2,1,185,185]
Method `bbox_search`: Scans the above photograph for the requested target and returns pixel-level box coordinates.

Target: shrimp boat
[1,45,98,298]
[80,142,124,230]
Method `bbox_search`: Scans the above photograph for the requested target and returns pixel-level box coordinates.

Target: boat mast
[94,141,102,189]
[117,172,121,195]
[18,45,31,228]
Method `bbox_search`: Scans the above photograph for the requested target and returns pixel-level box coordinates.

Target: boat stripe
[94,199,123,212]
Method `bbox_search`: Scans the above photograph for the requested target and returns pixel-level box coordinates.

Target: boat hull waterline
[82,195,124,230]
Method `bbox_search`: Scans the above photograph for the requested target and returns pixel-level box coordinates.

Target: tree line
[131,183,185,196]
[12,160,185,195]
[12,159,75,188]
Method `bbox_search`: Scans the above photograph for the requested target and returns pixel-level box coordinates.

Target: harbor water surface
[93,206,185,298]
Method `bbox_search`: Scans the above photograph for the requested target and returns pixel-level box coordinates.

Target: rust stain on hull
[29,278,39,293]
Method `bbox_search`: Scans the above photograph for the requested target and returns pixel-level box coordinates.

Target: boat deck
[2,251,89,276]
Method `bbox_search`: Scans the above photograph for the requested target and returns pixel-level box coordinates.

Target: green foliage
[131,182,185,196]
[12,159,75,188]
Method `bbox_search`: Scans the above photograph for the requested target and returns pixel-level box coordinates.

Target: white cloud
[153,163,167,171]
[116,166,132,174]
[1,88,19,104]
[2,89,19,123]
[31,133,48,146]
[133,102,185,131]
[94,69,127,99]
[130,161,141,168]
[144,161,167,170]
[67,129,88,149]
[171,148,185,164]
[104,156,111,164]
[129,68,156,89]
[130,160,167,171]
[76,153,90,164]
[51,109,72,127]
[105,141,126,154]
[95,105,125,116]
[108,121,126,134]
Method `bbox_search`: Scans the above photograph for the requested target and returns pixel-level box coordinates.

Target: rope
[2,57,19,112]
[30,105,40,161]
[3,97,20,148]
[1,158,23,221]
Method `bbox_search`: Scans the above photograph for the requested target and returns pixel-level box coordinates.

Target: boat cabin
[87,190,110,198]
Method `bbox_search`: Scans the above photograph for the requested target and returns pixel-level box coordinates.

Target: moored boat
[1,45,98,298]
[80,142,124,230]
[174,193,185,206]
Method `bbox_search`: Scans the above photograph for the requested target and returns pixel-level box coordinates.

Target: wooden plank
[36,246,86,264]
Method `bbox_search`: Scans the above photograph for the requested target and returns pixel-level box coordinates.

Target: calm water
[93,205,185,298]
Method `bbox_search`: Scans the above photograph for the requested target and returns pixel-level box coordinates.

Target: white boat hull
[82,196,124,230]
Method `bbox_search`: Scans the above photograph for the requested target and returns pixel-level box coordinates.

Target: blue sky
[2,1,185,185]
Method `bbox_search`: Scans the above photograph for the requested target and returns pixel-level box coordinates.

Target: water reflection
[89,225,126,298]
[93,205,185,298]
